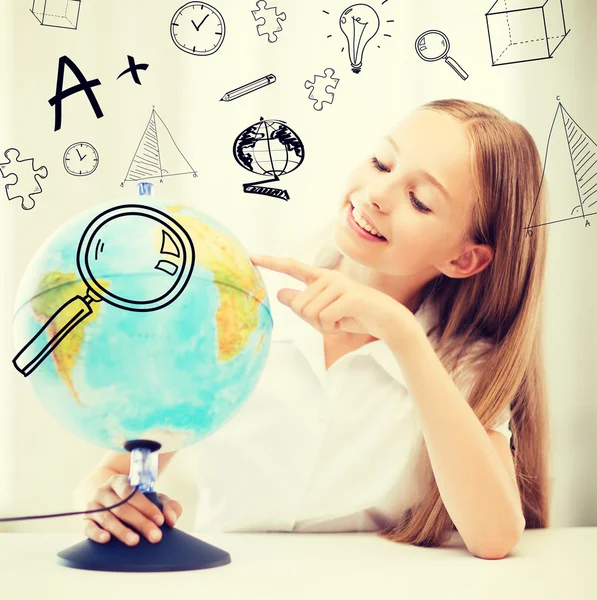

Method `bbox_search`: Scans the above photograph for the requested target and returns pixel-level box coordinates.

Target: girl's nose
[364,186,388,214]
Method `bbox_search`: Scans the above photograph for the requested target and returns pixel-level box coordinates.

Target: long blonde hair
[310,99,551,547]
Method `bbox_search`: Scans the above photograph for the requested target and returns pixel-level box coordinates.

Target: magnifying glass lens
[418,32,448,60]
[84,214,187,304]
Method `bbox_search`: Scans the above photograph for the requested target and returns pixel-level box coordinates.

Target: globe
[233,117,305,177]
[12,199,273,454]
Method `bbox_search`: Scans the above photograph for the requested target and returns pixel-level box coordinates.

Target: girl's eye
[410,192,431,214]
[371,157,390,173]
[369,157,430,213]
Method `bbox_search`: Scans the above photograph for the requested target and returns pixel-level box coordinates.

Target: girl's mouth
[346,204,387,242]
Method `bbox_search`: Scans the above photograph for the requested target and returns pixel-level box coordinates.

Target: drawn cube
[486,0,570,66]
[30,0,81,30]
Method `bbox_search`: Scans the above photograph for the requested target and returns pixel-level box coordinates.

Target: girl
[79,99,550,560]
[248,98,550,557]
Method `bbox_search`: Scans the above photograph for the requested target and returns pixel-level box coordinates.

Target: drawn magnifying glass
[13,204,195,377]
[415,30,469,81]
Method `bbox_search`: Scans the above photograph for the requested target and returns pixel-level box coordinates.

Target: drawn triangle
[152,111,196,178]
[124,109,196,182]
[124,111,162,181]
[529,103,596,231]
[561,105,597,218]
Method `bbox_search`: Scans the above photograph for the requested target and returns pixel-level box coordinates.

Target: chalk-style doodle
[251,1,287,43]
[415,30,468,80]
[49,55,152,131]
[121,107,197,186]
[220,74,276,102]
[170,2,226,56]
[486,0,570,66]
[0,168,17,203]
[116,55,150,84]
[63,142,99,176]
[30,0,81,30]
[13,204,196,377]
[49,55,103,132]
[233,116,304,201]
[339,4,379,73]
[304,68,340,111]
[323,3,395,74]
[526,99,597,235]
[0,148,48,210]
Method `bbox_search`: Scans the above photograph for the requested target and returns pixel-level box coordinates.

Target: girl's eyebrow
[419,170,452,204]
[383,135,452,204]
[384,135,401,155]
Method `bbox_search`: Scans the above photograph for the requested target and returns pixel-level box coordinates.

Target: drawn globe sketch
[232,117,304,178]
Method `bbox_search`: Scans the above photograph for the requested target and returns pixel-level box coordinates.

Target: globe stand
[56,442,231,572]
[56,491,231,572]
[243,178,290,200]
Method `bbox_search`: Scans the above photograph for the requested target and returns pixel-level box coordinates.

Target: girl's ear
[442,243,494,279]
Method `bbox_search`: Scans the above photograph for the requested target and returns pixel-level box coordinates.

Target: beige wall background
[1,0,596,535]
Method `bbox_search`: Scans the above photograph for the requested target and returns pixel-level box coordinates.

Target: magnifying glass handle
[13,295,95,377]
[445,56,468,80]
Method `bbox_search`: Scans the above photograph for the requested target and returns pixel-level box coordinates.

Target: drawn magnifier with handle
[415,30,469,80]
[13,204,195,377]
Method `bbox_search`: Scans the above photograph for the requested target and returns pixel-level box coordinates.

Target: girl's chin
[332,223,361,257]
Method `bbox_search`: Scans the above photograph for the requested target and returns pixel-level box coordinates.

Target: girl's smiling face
[333,109,490,281]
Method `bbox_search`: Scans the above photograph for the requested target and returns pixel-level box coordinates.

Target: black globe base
[56,491,231,572]
[57,524,231,572]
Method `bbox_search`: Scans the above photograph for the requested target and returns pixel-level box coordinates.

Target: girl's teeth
[351,207,385,239]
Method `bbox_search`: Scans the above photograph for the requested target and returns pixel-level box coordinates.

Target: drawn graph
[526,100,597,235]
[121,107,197,186]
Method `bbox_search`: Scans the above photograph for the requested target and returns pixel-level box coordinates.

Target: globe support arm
[128,446,158,494]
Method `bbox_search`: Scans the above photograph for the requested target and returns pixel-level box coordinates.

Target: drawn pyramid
[529,102,597,230]
[123,109,196,183]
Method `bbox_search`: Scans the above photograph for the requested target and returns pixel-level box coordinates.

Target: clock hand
[76,148,84,160]
[195,14,209,30]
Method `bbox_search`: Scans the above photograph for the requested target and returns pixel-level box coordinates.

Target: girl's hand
[250,254,415,342]
[81,474,182,546]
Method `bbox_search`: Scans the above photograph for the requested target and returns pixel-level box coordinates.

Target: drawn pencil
[220,74,276,102]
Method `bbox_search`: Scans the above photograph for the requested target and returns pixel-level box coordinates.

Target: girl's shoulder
[455,335,495,372]
[417,298,495,358]
[464,336,495,359]
[450,335,496,398]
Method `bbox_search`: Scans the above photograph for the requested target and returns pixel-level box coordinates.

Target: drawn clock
[63,142,99,176]
[170,2,226,56]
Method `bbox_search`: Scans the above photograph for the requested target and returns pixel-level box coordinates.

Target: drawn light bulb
[339,3,380,74]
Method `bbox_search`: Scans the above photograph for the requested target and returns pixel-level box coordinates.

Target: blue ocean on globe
[12,199,273,454]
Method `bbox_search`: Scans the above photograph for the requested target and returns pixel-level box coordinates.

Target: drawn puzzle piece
[304,68,340,111]
[0,148,48,210]
[0,169,18,211]
[251,1,287,43]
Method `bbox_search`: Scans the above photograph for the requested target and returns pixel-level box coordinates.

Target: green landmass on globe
[31,271,111,406]
[170,205,267,362]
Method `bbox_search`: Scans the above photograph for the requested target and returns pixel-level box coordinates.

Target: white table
[0,527,595,599]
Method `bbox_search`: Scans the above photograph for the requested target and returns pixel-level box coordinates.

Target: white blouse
[192,244,511,534]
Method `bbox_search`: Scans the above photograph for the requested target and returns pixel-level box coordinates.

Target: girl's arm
[247,253,525,558]
[386,323,525,560]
